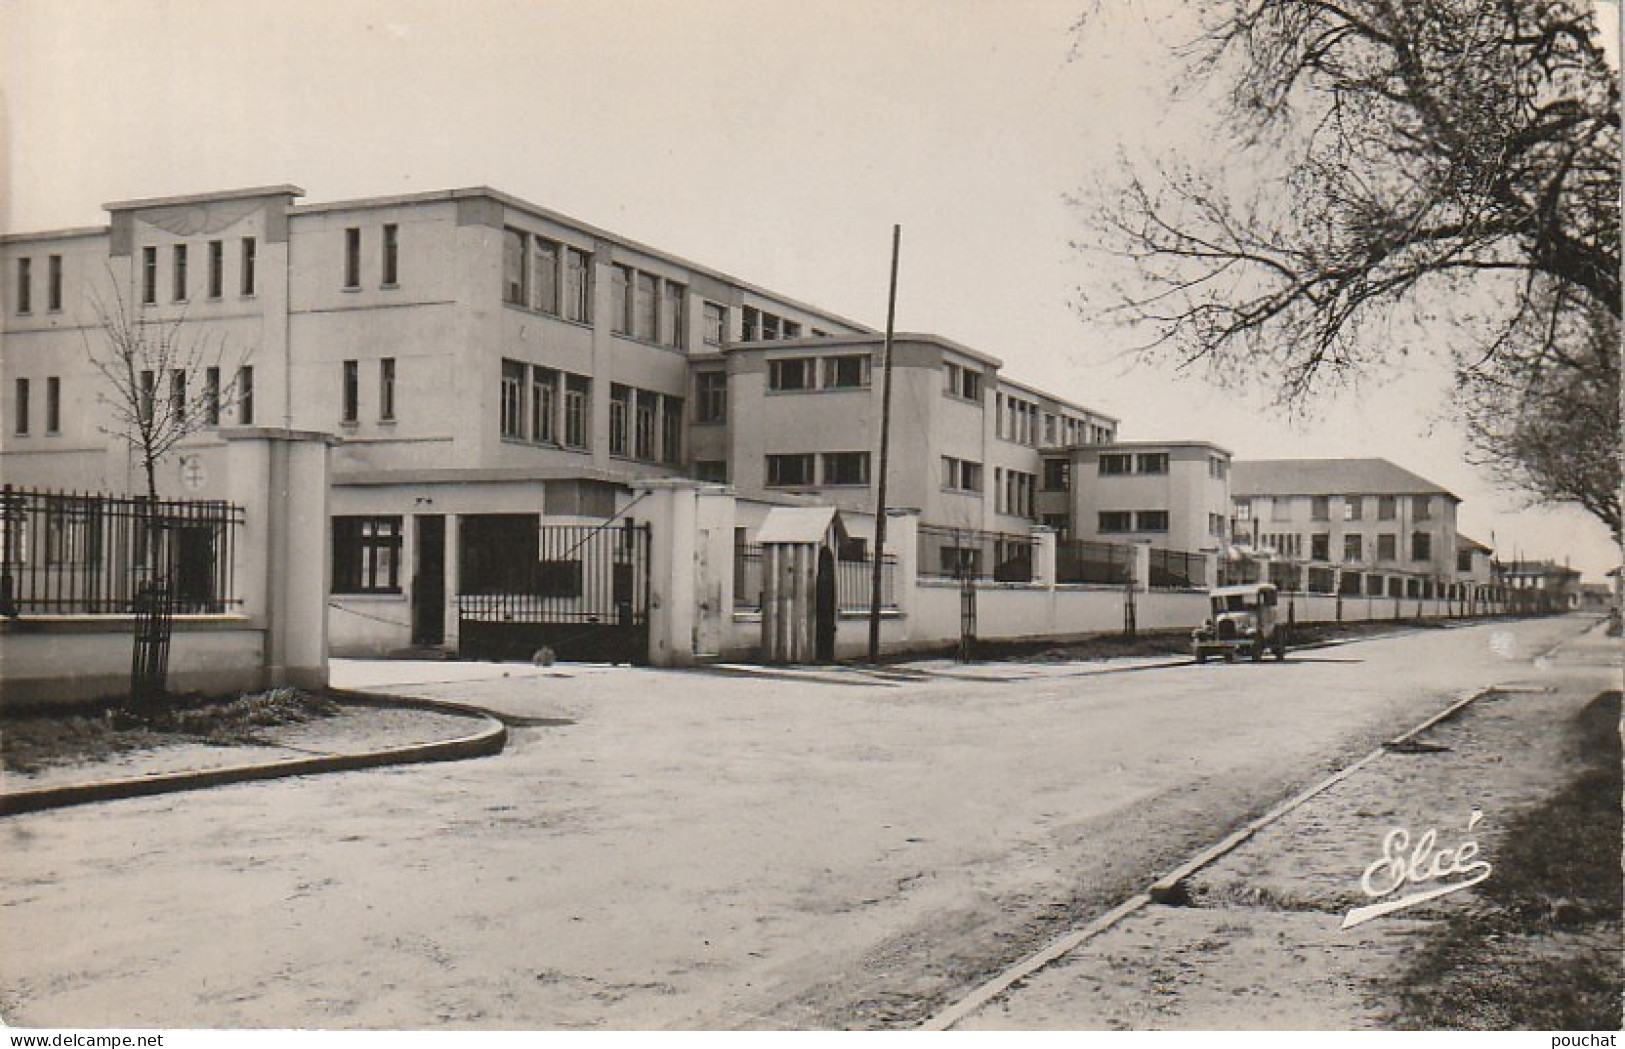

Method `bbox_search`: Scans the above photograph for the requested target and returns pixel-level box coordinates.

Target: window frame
[332,515,404,594]
[379,358,396,422]
[381,223,399,287]
[341,359,360,424]
[766,452,816,487]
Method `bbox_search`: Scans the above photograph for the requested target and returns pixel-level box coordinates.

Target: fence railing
[733,541,897,611]
[1055,538,1133,585]
[917,525,1037,583]
[1146,546,1205,590]
[0,485,244,616]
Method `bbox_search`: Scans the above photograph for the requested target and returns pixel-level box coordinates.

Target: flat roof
[104,184,306,212]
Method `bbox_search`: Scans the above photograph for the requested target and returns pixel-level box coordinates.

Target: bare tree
[1074,0,1620,529]
[83,276,251,505]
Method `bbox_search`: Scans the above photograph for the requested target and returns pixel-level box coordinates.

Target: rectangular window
[1098,453,1131,476]
[1136,510,1169,532]
[769,358,815,391]
[1208,455,1228,480]
[38,375,59,434]
[740,306,760,341]
[563,374,589,448]
[47,255,62,311]
[206,238,222,298]
[13,378,29,435]
[1233,501,1252,521]
[1136,452,1169,475]
[822,451,870,486]
[169,369,186,422]
[1098,511,1132,533]
[954,364,981,401]
[1311,533,1330,561]
[344,228,361,289]
[1270,496,1291,522]
[172,244,188,301]
[609,384,630,456]
[941,456,983,493]
[693,460,728,483]
[1344,534,1363,562]
[1413,496,1432,521]
[823,355,870,389]
[240,237,257,296]
[1344,497,1363,520]
[532,238,558,314]
[1411,532,1432,562]
[1042,458,1070,491]
[634,272,659,342]
[695,371,727,424]
[661,396,683,464]
[205,366,221,425]
[761,312,781,340]
[1377,533,1397,560]
[341,360,359,423]
[634,389,657,460]
[703,302,727,345]
[14,258,30,314]
[766,453,815,487]
[500,359,525,439]
[237,366,254,424]
[530,366,556,442]
[379,358,396,421]
[782,319,801,338]
[138,370,155,425]
[1311,495,1330,521]
[332,515,404,594]
[1378,495,1397,520]
[611,265,633,334]
[381,224,399,286]
[662,281,685,348]
[1210,513,1226,538]
[564,247,591,323]
[142,246,157,304]
[503,229,527,305]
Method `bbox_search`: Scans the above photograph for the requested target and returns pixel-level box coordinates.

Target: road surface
[0,615,1591,1029]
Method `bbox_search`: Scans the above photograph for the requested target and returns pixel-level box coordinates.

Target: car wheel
[1250,644,1264,662]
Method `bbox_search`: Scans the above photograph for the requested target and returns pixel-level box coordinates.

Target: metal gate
[457,520,651,664]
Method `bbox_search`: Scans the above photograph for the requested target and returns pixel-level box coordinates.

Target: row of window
[766,354,871,393]
[340,358,397,424]
[499,359,591,449]
[608,383,683,464]
[138,238,257,305]
[1099,510,1170,534]
[740,305,807,343]
[610,264,685,349]
[1235,494,1434,523]
[1251,529,1436,563]
[13,256,63,314]
[942,455,983,493]
[764,451,871,487]
[1099,452,1168,476]
[343,225,400,290]
[502,228,592,323]
[943,361,982,402]
[994,468,1037,519]
[13,366,255,435]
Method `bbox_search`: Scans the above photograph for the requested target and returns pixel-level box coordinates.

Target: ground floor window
[333,515,403,593]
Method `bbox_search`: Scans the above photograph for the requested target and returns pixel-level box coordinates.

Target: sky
[1,0,1617,578]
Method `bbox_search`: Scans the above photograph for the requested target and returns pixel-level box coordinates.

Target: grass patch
[1387,691,1623,1030]
[2,688,341,775]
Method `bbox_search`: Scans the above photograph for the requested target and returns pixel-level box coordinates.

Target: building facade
[1039,441,1233,555]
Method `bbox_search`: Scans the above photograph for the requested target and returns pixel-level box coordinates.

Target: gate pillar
[629,479,702,667]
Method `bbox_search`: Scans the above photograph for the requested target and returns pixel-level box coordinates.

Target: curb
[0,695,509,818]
[920,682,1497,1031]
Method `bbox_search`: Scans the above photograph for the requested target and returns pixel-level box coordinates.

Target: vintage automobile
[1193,582,1288,662]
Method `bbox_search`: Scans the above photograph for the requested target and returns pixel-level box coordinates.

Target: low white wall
[328,595,414,657]
[1,618,267,711]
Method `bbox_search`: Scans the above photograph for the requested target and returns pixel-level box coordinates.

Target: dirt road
[0,616,1590,1029]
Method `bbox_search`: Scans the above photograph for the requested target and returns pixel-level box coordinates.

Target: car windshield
[1214,594,1258,613]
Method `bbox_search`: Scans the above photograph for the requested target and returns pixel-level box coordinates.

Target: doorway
[412,514,446,646]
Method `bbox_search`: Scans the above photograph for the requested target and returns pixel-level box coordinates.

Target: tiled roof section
[1231,458,1458,500]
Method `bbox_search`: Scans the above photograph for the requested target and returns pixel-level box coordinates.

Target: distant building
[1456,534,1495,583]
[1039,441,1233,556]
[1498,559,1582,611]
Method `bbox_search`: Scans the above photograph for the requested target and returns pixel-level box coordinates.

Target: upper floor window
[942,456,983,493]
[769,358,815,391]
[703,302,727,345]
[381,224,399,286]
[1311,533,1330,561]
[207,240,224,299]
[1233,501,1252,521]
[205,367,221,425]
[1311,495,1330,520]
[1208,455,1227,480]
[610,264,632,335]
[240,238,257,296]
[1413,495,1433,521]
[695,371,727,424]
[1098,453,1131,476]
[944,362,981,401]
[1377,533,1397,560]
[47,255,62,311]
[1042,457,1070,492]
[1344,496,1363,521]
[141,247,158,305]
[1136,510,1169,532]
[341,360,359,423]
[13,378,29,435]
[766,453,815,487]
[609,383,631,456]
[45,376,60,434]
[1209,513,1226,538]
[661,281,685,349]
[634,272,659,342]
[1412,531,1432,561]
[823,355,870,389]
[503,228,528,305]
[344,228,362,289]
[532,237,559,314]
[563,247,591,323]
[1378,495,1397,520]
[172,244,188,301]
[15,258,30,314]
[1098,511,1132,533]
[237,366,254,424]
[1136,452,1168,475]
[822,451,871,486]
[661,397,684,465]
[634,389,658,460]
[1270,496,1291,522]
[379,358,396,421]
[500,359,526,439]
[1343,534,1363,562]
[563,374,589,448]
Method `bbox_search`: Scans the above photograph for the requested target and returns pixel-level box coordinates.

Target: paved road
[0,616,1593,1029]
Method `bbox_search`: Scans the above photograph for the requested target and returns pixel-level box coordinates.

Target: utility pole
[868,225,901,663]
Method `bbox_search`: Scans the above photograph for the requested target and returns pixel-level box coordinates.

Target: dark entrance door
[170,524,218,612]
[815,546,837,663]
[412,514,446,646]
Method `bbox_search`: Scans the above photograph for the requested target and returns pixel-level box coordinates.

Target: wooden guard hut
[756,506,847,664]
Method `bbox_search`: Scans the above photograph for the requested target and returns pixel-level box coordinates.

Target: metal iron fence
[1055,538,1133,585]
[0,485,243,616]
[733,541,897,611]
[1146,546,1204,590]
[917,525,1036,582]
